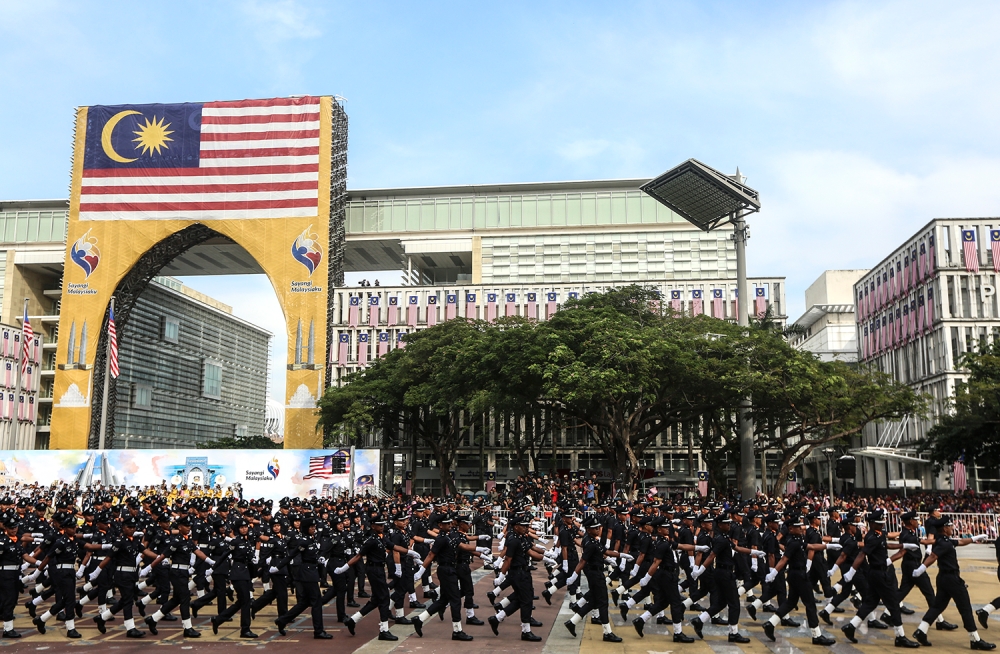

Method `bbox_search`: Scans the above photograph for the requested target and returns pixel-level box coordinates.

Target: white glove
[902,543,919,550]
[886,557,894,567]
[407,550,421,560]
[826,543,842,551]
[566,571,578,585]
[765,568,778,583]
[688,556,697,568]
[630,564,640,576]
[190,554,197,566]
[494,572,506,586]
[806,559,812,573]
[828,537,840,543]
[691,565,705,580]
[253,551,260,563]
[205,568,213,577]
[562,560,569,573]
[395,564,402,577]
[139,566,151,578]
[843,567,856,582]
[88,568,101,581]
[639,573,652,587]
[334,564,349,575]
[751,558,758,572]
[619,552,634,561]
[413,566,426,581]
[318,557,328,566]
[269,566,280,574]
[75,567,84,579]
[476,547,490,554]
[19,562,29,572]
[479,553,492,562]
[102,543,113,550]
[204,557,216,567]
[752,549,767,558]
[913,564,927,577]
[134,532,144,538]
[694,545,710,553]
[619,558,628,571]
[605,539,611,549]
[974,534,988,542]
[498,538,505,550]
[537,538,549,545]
[827,567,835,578]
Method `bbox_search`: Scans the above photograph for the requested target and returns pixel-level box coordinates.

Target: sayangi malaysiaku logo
[70,229,100,278]
[291,225,323,276]
[246,457,280,482]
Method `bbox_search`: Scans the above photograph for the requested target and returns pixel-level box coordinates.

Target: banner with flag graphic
[407,296,418,327]
[426,295,438,327]
[911,247,919,287]
[670,290,682,314]
[919,242,927,280]
[303,452,351,480]
[887,312,895,349]
[357,332,369,367]
[397,331,407,350]
[954,455,967,492]
[754,286,767,318]
[786,471,798,494]
[927,288,934,326]
[466,293,478,320]
[711,289,725,318]
[690,289,703,316]
[387,296,399,326]
[107,305,118,379]
[368,296,379,327]
[546,292,557,320]
[337,332,349,366]
[486,293,497,322]
[875,276,882,310]
[445,293,458,321]
[526,293,537,320]
[505,293,516,317]
[347,295,360,327]
[962,229,979,272]
[917,294,926,333]
[991,229,1000,272]
[21,306,34,377]
[889,266,897,300]
[697,471,708,497]
[376,331,389,358]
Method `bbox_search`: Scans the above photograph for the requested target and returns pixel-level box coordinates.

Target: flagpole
[98,297,114,450]
[9,299,28,450]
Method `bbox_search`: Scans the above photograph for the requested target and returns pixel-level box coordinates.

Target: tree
[199,434,281,449]
[749,326,926,495]
[921,340,1000,471]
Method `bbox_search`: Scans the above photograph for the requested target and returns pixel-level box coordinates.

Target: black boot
[67,629,82,638]
[894,635,920,648]
[126,628,145,638]
[452,630,473,641]
[690,616,704,639]
[378,631,397,640]
[603,632,622,642]
[466,616,484,626]
[914,629,931,646]
[938,620,959,631]
[632,617,645,638]
[521,631,541,641]
[980,609,992,629]
[842,623,857,643]
[813,634,837,646]
[183,627,201,638]
[674,632,695,643]
[763,621,775,642]
[564,620,576,637]
[972,639,998,650]
[240,630,258,639]
[729,632,750,643]
[819,609,833,625]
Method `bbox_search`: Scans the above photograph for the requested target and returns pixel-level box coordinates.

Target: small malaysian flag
[526,292,537,320]
[505,293,516,317]
[407,296,419,327]
[376,331,389,358]
[486,293,497,322]
[107,305,119,378]
[954,455,967,492]
[20,306,34,376]
[670,290,682,313]
[962,229,979,272]
[991,229,1000,273]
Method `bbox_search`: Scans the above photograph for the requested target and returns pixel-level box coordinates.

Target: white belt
[55,563,76,569]
[118,566,137,573]
[170,564,190,570]
[0,565,18,571]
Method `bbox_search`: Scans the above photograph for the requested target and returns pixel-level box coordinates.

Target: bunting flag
[3,361,11,388]
[368,296,379,327]
[895,307,902,344]
[786,471,798,494]
[32,337,40,366]
[397,331,407,350]
[919,242,927,280]
[962,229,979,272]
[911,299,918,339]
[902,305,909,343]
[347,295,360,327]
[889,266,896,300]
[426,295,438,326]
[4,392,13,421]
[856,289,864,318]
[105,305,117,379]
[917,294,925,333]
[991,229,1000,272]
[904,254,911,290]
[445,293,458,320]
[407,295,419,327]
[875,276,882,309]
[17,395,25,422]
[862,325,869,359]
[927,288,935,326]
[911,247,919,287]
[882,271,889,304]
[22,306,35,377]
[376,331,389,358]
[337,332,350,366]
[691,289,704,316]
[526,292,537,320]
[466,293,478,320]
[357,332,369,367]
[928,234,936,274]
[754,286,768,318]
[862,285,869,317]
[546,292,557,319]
[896,260,903,296]
[697,471,708,497]
[486,293,497,322]
[887,312,895,349]
[0,330,8,358]
[670,290,682,314]
[649,293,661,315]
[23,365,32,392]
[387,296,399,326]
[711,289,725,318]
[954,455,967,492]
[505,293,516,317]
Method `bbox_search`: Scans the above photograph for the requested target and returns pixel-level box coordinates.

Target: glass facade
[346,190,683,235]
[0,209,67,243]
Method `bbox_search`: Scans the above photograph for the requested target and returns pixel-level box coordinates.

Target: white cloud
[239,0,323,41]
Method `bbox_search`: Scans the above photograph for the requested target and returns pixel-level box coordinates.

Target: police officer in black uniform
[143,515,212,638]
[0,515,36,637]
[210,519,257,638]
[32,516,83,638]
[562,516,629,642]
[487,513,546,641]
[273,516,331,639]
[341,516,405,641]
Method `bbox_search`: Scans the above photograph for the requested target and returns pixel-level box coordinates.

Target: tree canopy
[318,285,924,496]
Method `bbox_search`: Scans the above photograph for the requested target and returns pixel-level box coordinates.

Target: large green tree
[921,340,1000,472]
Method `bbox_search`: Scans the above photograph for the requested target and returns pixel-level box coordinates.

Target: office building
[790,270,867,362]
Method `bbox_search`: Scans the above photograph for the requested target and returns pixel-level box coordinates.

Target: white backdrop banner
[0,449,381,501]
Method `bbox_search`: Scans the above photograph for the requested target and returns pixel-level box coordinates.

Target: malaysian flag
[928,235,936,274]
[376,331,390,358]
[526,293,537,320]
[962,229,979,272]
[387,296,399,326]
[670,290,682,314]
[711,289,725,318]
[426,295,438,326]
[368,296,379,327]
[991,229,1000,273]
[78,97,322,220]
[690,289,704,316]
[466,293,478,320]
[407,296,419,327]
[505,293,517,317]
[919,242,927,280]
[486,293,497,322]
[20,306,34,376]
[954,455,967,492]
[357,332,369,367]
[337,332,350,366]
[445,293,458,321]
[546,292,557,319]
[754,286,768,318]
[348,296,360,327]
[927,288,934,326]
[889,266,896,299]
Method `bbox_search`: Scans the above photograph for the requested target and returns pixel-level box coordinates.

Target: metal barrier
[827,511,997,540]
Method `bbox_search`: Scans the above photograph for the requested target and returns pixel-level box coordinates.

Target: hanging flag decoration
[376,331,390,358]
[670,290,682,314]
[991,229,1000,273]
[546,292,557,319]
[486,293,498,322]
[526,292,537,320]
[690,289,703,316]
[106,305,118,379]
[505,293,516,317]
[711,289,724,318]
[754,286,768,318]
[397,331,407,350]
[407,296,419,327]
[954,455,967,492]
[368,296,380,327]
[962,229,979,272]
[337,332,350,366]
[465,293,478,320]
[927,287,934,326]
[387,296,399,326]
[445,293,458,321]
[426,295,438,326]
[357,332,369,367]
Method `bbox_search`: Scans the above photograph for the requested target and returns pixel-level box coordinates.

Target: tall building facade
[853,218,1000,491]
[336,179,787,494]
[790,270,867,362]
[0,199,271,449]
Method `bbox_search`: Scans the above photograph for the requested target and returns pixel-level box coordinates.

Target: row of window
[130,361,222,408]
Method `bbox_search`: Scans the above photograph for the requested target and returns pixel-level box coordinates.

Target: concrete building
[852,218,1000,491]
[790,270,867,362]
[335,178,788,494]
[0,199,271,449]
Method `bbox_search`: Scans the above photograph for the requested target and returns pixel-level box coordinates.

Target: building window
[234,424,248,438]
[202,361,222,399]
[162,316,180,343]
[132,384,152,410]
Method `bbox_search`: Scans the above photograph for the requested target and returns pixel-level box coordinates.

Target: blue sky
[3,1,1000,402]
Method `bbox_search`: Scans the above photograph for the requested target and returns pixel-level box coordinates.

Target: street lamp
[641,160,761,499]
[823,447,836,501]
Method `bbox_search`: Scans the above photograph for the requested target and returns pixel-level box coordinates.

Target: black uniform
[856,528,903,628]
[773,532,820,629]
[921,537,977,633]
[275,532,326,635]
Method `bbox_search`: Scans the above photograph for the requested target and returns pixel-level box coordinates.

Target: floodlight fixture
[640,159,760,232]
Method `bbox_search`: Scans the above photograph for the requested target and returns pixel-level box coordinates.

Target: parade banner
[0,449,380,502]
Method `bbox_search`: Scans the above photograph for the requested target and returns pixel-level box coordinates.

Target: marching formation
[0,486,998,650]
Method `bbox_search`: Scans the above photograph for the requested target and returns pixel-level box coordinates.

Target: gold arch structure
[51,96,348,450]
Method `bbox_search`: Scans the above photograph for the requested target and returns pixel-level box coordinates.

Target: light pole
[823,447,836,502]
[641,161,761,499]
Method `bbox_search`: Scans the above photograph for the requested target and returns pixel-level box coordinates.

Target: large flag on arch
[78,97,322,220]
